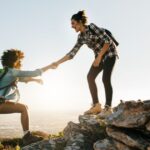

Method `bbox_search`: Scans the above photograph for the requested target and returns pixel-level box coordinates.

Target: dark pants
[87,56,116,107]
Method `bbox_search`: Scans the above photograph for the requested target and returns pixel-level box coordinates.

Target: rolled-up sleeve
[66,35,83,59]
[11,68,43,78]
[90,23,112,44]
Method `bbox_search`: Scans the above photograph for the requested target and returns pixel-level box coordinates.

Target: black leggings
[87,56,116,107]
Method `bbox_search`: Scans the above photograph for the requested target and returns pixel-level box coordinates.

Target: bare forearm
[40,64,52,72]
[56,55,71,65]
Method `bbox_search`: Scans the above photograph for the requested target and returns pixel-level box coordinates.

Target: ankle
[105,105,111,108]
[94,102,101,106]
[23,130,30,136]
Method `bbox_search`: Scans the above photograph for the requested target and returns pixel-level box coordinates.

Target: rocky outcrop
[94,100,150,150]
[21,99,150,150]
[106,127,150,149]
[106,100,150,128]
[22,115,106,150]
[64,115,106,150]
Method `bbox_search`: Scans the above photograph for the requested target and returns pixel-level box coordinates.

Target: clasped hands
[49,62,59,69]
[33,54,102,85]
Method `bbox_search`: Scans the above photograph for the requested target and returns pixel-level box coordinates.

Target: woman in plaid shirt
[51,10,118,118]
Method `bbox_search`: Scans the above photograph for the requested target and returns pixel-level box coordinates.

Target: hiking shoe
[84,103,102,115]
[22,131,43,146]
[97,105,113,119]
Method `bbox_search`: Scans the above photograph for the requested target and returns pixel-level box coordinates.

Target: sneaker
[84,103,102,115]
[22,131,43,146]
[97,105,113,119]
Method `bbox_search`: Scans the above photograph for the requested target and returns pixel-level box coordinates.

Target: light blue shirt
[0,68,42,101]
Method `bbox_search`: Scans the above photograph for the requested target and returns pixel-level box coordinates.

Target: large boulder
[79,115,106,139]
[63,121,86,150]
[107,100,150,128]
[106,126,150,150]
[63,115,106,150]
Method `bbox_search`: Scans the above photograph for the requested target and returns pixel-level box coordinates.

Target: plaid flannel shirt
[66,23,118,61]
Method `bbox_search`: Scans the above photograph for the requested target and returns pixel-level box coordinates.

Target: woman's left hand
[93,56,102,67]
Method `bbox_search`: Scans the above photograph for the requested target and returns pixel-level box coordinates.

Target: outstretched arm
[50,35,83,69]
[50,55,71,69]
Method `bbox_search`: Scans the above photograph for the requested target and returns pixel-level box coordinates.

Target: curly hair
[1,49,24,68]
[71,10,88,25]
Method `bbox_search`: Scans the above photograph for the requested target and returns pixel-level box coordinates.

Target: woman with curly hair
[51,10,118,118]
[0,49,52,145]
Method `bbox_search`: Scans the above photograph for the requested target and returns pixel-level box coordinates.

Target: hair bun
[77,10,86,17]
[71,10,87,25]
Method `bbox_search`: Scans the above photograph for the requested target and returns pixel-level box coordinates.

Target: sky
[0,0,150,112]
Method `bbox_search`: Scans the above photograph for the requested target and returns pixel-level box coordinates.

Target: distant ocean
[0,111,82,138]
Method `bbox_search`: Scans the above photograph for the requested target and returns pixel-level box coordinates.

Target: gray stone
[107,100,150,128]
[22,140,53,150]
[63,121,92,150]
[146,121,150,131]
[106,126,150,150]
[79,115,106,134]
[22,138,66,150]
[63,122,83,141]
[94,138,133,150]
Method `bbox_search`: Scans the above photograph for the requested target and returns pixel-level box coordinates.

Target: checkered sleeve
[90,23,112,44]
[66,34,83,59]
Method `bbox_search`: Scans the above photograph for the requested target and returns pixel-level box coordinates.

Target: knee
[20,104,28,113]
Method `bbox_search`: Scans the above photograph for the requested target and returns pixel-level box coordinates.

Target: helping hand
[50,62,59,69]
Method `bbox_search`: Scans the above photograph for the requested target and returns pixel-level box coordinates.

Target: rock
[63,121,87,149]
[79,115,106,135]
[22,140,54,150]
[63,116,106,150]
[106,126,150,150]
[22,138,66,150]
[64,133,85,150]
[94,138,133,150]
[146,121,150,131]
[63,122,83,141]
[94,138,117,150]
[63,121,92,150]
[107,100,150,128]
